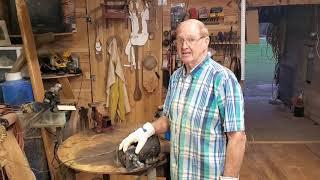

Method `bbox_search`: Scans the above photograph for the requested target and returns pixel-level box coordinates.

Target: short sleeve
[217,71,245,132]
[163,77,173,117]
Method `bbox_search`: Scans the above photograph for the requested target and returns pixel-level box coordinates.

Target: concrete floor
[241,41,320,179]
[245,99,320,142]
[240,99,320,179]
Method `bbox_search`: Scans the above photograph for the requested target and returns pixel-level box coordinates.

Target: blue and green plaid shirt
[163,55,245,180]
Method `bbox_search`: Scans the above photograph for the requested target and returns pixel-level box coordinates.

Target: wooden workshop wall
[247,0,320,7]
[305,5,320,125]
[21,0,168,113]
[162,0,240,70]
[28,0,162,123]
[275,6,320,124]
[37,0,92,107]
[163,0,239,30]
[2,0,239,124]
[85,0,164,123]
[0,0,92,106]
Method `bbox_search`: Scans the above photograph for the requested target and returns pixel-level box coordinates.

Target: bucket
[5,72,22,81]
[1,79,34,106]
[165,130,171,140]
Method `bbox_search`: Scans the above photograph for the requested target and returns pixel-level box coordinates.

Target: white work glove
[119,122,155,154]
[220,176,239,180]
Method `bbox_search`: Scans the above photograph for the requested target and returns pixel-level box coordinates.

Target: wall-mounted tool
[142,52,159,93]
[189,8,198,19]
[198,7,208,21]
[133,46,142,101]
[208,7,224,24]
[101,0,129,28]
[40,51,81,74]
[170,3,186,30]
[305,32,317,84]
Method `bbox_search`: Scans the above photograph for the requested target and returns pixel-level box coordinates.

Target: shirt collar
[182,55,210,78]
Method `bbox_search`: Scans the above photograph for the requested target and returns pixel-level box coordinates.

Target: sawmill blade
[117,135,161,173]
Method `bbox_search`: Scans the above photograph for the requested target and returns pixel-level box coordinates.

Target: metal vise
[88,102,112,133]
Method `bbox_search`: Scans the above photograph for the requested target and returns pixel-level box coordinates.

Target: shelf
[9,32,74,38]
[0,45,23,50]
[41,73,81,100]
[0,66,13,69]
[205,24,239,33]
[41,73,81,80]
[0,46,23,68]
[210,42,240,45]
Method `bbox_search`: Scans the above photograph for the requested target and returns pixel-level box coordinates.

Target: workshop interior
[0,0,320,179]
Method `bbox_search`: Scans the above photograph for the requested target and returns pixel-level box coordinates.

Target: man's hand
[119,122,155,154]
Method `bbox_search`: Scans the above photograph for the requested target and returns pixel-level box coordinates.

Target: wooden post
[15,0,59,179]
[15,0,44,100]
[1,130,36,180]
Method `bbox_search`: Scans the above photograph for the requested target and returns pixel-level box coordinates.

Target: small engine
[117,135,161,172]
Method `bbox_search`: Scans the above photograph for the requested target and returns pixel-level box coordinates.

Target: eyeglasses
[176,36,205,46]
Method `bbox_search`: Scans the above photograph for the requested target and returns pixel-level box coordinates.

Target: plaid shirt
[163,56,245,180]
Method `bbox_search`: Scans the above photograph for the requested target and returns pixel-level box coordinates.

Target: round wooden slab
[57,123,143,174]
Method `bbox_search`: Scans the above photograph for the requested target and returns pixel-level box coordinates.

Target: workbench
[57,123,169,180]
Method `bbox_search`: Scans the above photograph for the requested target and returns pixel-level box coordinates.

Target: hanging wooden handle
[133,46,142,101]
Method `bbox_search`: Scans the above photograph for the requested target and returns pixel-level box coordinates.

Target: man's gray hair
[177,19,209,37]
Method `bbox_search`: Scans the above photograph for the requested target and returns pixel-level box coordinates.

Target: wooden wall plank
[163,0,239,30]
[246,9,260,44]
[41,0,92,107]
[85,1,164,123]
[86,0,107,103]
[0,0,8,20]
[247,0,320,7]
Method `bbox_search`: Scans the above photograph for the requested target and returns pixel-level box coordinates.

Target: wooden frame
[0,20,11,46]
[247,0,320,7]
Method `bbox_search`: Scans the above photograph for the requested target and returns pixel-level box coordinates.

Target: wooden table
[57,123,168,179]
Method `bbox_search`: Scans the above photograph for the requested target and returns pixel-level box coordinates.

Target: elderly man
[119,19,246,180]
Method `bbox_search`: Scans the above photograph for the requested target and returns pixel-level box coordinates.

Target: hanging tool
[189,8,198,19]
[209,7,224,24]
[142,43,159,93]
[198,7,208,22]
[133,46,142,101]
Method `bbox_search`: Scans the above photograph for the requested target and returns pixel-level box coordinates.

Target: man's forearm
[151,116,169,134]
[223,131,246,177]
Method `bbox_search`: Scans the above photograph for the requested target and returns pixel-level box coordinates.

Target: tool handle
[133,46,142,101]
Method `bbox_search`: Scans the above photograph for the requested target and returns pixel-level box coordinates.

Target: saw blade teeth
[0,125,7,144]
